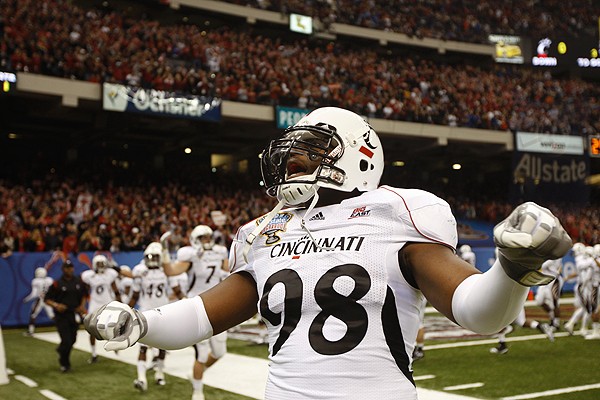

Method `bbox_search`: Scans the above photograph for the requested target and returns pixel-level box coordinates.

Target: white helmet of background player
[572,242,586,256]
[261,107,384,206]
[585,246,595,258]
[35,267,47,279]
[190,225,214,250]
[143,242,163,269]
[459,244,472,254]
[120,265,131,274]
[92,254,109,273]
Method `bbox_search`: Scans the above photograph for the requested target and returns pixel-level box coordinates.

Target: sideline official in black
[45,260,88,372]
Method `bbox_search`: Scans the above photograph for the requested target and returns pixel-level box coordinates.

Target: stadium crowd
[1,0,599,136]
[1,172,598,256]
[226,0,598,44]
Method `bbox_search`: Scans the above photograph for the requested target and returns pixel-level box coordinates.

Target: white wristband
[451,259,529,335]
[140,296,213,350]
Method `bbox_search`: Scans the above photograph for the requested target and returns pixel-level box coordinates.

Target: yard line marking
[444,383,485,391]
[501,383,600,400]
[426,332,571,350]
[414,374,436,381]
[14,374,38,387]
[39,389,68,400]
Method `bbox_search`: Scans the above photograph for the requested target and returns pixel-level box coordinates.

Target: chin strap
[300,191,335,252]
[243,200,285,262]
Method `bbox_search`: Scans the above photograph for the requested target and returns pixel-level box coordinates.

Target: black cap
[62,260,74,268]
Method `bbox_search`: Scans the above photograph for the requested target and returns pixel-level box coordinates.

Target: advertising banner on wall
[510,132,589,204]
[275,106,311,129]
[102,83,222,121]
[0,251,144,327]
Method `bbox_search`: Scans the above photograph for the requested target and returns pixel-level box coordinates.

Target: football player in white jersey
[81,255,121,363]
[23,267,54,336]
[161,225,229,400]
[583,245,600,339]
[458,244,476,266]
[535,258,564,329]
[85,107,572,400]
[564,243,595,335]
[115,265,133,305]
[128,242,186,392]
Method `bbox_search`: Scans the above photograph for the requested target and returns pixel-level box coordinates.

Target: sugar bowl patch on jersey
[258,212,294,245]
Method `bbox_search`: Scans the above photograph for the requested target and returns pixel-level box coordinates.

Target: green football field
[1,303,599,400]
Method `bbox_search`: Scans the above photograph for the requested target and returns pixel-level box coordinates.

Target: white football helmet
[190,225,214,250]
[143,242,163,269]
[261,107,384,206]
[585,246,595,257]
[572,242,586,256]
[35,267,47,279]
[594,244,600,258]
[459,244,472,254]
[92,255,109,273]
[120,265,131,274]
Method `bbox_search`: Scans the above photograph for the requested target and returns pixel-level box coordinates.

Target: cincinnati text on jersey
[269,235,365,258]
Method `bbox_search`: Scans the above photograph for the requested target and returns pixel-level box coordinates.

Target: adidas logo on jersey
[309,212,325,221]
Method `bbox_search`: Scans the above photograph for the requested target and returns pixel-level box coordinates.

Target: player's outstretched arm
[410,202,571,335]
[84,272,258,351]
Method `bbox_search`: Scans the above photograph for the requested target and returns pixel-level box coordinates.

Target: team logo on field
[349,206,370,219]
[258,212,293,245]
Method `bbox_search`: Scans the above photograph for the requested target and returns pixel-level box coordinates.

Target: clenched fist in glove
[493,202,572,286]
[84,301,148,351]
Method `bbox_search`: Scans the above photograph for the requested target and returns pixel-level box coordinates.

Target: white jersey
[116,276,134,305]
[230,187,457,400]
[24,277,54,302]
[536,259,563,309]
[168,272,189,300]
[177,245,229,297]
[573,254,596,311]
[131,264,178,311]
[81,268,119,312]
[574,254,595,286]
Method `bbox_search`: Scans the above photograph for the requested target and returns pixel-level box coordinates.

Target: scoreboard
[590,136,600,158]
[0,71,16,93]
[530,35,600,72]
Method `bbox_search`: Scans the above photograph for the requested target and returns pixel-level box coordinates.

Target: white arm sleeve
[451,259,529,335]
[139,296,213,350]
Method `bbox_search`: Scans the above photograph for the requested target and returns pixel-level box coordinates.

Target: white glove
[160,231,172,264]
[160,231,172,248]
[84,301,148,351]
[493,202,572,286]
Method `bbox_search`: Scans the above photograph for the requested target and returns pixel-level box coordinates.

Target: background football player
[128,242,186,392]
[161,225,229,400]
[81,254,121,363]
[23,267,54,336]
